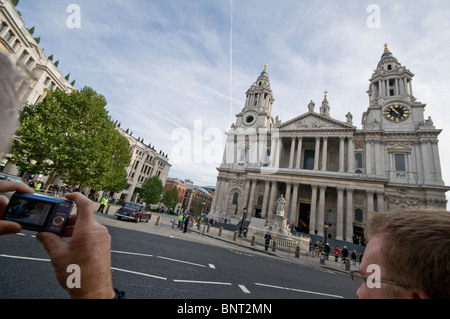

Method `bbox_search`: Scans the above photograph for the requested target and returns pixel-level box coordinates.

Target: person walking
[183,214,190,233]
[351,249,357,266]
[342,246,349,263]
[334,246,340,262]
[264,231,272,251]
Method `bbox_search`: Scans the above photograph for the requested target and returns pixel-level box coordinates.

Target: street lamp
[239,207,247,237]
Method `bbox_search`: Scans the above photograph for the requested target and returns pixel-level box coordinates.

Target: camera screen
[5,197,53,227]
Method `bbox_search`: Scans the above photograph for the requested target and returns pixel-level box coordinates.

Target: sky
[16,0,450,192]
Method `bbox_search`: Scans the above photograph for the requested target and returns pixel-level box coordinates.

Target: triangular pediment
[277,112,354,131]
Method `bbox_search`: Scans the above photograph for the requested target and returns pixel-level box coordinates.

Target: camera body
[3,192,73,234]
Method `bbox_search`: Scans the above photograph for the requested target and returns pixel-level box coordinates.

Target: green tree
[10,87,131,191]
[161,187,179,211]
[139,176,163,205]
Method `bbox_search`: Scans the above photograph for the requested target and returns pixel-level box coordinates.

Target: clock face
[383,104,410,122]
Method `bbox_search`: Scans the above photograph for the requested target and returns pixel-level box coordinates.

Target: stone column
[317,185,327,236]
[247,179,258,216]
[314,138,320,170]
[336,187,345,240]
[267,181,278,219]
[366,190,375,214]
[321,137,328,171]
[376,191,385,212]
[309,184,318,235]
[339,136,345,173]
[347,137,354,173]
[295,137,303,169]
[261,180,271,217]
[345,187,354,242]
[290,183,299,225]
[285,182,292,220]
[289,137,296,169]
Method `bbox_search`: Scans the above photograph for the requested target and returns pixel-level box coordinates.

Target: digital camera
[2,192,74,234]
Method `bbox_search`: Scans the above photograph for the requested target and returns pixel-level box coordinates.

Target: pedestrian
[34,181,42,192]
[341,246,348,263]
[351,250,357,266]
[354,209,450,299]
[97,195,108,213]
[334,246,340,262]
[178,213,184,229]
[324,243,331,260]
[264,231,272,251]
[183,214,190,233]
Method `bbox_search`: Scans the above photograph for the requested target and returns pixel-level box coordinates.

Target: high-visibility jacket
[101,197,108,206]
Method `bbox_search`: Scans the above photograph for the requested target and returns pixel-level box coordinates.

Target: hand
[0,181,34,235]
[36,192,115,299]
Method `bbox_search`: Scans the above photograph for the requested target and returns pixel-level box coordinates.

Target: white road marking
[157,255,205,268]
[255,282,344,299]
[208,264,216,269]
[111,267,167,281]
[173,279,232,285]
[238,284,251,294]
[0,254,50,262]
[111,250,154,258]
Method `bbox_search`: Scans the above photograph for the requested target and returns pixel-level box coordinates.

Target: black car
[114,202,152,223]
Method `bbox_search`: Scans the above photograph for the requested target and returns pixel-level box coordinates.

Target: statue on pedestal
[275,195,286,216]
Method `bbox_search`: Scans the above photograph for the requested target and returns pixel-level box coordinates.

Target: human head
[0,53,25,155]
[358,209,450,299]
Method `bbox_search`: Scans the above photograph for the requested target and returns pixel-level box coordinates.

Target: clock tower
[234,64,275,130]
[363,44,427,131]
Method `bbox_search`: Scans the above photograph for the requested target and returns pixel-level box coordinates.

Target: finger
[64,193,95,227]
[0,181,34,194]
[0,221,22,235]
[36,231,66,258]
[0,195,8,219]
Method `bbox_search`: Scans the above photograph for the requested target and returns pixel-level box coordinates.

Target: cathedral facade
[209,45,449,243]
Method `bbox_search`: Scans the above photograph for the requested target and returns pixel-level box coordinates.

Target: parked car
[114,202,151,223]
[0,172,27,184]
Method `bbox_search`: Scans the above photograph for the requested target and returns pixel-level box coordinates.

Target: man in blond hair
[353,209,450,299]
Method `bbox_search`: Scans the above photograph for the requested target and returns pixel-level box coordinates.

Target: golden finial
[384,43,389,51]
[264,64,268,71]
[324,90,328,100]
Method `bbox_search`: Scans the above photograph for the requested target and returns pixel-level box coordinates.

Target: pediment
[387,143,411,153]
[277,112,354,131]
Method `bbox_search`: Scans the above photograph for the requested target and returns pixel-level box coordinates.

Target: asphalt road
[0,224,356,300]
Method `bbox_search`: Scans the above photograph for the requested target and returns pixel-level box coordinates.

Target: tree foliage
[161,187,179,210]
[139,175,163,205]
[10,87,131,191]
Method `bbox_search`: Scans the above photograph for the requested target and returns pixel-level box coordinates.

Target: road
[0,222,356,299]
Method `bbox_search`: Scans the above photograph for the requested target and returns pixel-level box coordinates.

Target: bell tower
[235,65,275,130]
[363,44,426,131]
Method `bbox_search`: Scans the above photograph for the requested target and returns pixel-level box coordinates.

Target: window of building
[257,195,264,206]
[232,192,239,205]
[395,154,406,171]
[303,150,315,170]
[355,208,363,222]
[239,149,246,163]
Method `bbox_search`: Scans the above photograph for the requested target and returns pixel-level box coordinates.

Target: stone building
[209,45,449,243]
[114,127,171,203]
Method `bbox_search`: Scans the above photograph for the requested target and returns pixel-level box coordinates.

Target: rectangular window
[395,154,406,171]
[303,150,315,170]
[239,149,246,163]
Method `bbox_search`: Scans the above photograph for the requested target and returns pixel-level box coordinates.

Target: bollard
[345,259,351,271]
[172,219,175,229]
[155,216,160,226]
[295,246,300,258]
[207,224,211,233]
[272,241,277,252]
[233,231,238,241]
[251,235,256,247]
[105,205,110,215]
[320,253,325,265]
[202,225,206,234]
[218,227,223,237]
[197,222,201,230]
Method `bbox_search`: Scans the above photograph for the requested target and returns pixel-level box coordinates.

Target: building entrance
[298,202,311,233]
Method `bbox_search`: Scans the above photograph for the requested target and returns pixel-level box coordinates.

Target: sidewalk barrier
[251,235,256,246]
[295,246,300,258]
[233,231,238,241]
[272,241,277,252]
[218,227,223,237]
[155,216,160,226]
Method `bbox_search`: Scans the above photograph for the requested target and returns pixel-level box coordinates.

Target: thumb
[36,232,66,259]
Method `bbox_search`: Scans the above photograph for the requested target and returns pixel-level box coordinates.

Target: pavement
[92,202,361,274]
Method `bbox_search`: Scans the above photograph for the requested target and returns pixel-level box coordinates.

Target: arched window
[257,195,264,206]
[232,192,239,205]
